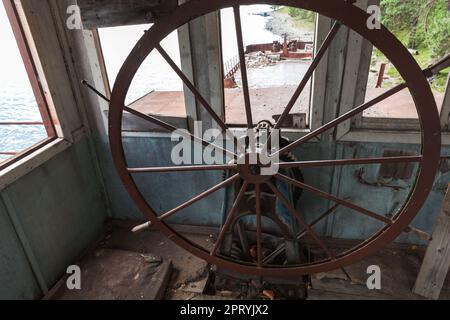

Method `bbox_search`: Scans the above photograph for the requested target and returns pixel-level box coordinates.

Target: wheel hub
[237,153,273,183]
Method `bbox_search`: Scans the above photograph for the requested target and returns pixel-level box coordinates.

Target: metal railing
[0,121,44,157]
[223,55,240,79]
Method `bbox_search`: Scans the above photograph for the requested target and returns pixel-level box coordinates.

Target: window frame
[95,8,319,136]
[333,0,450,144]
[0,0,57,171]
[336,45,450,144]
[91,1,450,145]
[349,51,450,133]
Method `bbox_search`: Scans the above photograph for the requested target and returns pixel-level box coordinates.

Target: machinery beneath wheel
[105,0,447,297]
[211,121,310,299]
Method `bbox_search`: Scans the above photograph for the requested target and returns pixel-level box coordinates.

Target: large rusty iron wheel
[109,0,441,277]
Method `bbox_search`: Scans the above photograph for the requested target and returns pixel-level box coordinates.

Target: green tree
[380,0,423,31]
[287,7,315,22]
[380,0,449,58]
[288,7,301,18]
[424,0,450,57]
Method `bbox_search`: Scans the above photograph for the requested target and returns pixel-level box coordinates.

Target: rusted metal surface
[246,40,313,56]
[109,0,440,277]
[156,44,242,151]
[266,181,335,259]
[157,174,240,222]
[211,182,249,256]
[263,201,345,264]
[276,173,393,224]
[223,55,240,80]
[254,183,263,267]
[376,63,386,88]
[128,164,238,174]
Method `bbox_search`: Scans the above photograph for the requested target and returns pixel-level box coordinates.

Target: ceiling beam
[76,0,178,29]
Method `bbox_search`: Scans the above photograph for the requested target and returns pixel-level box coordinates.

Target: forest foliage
[281,1,449,91]
[380,0,449,58]
[285,0,449,58]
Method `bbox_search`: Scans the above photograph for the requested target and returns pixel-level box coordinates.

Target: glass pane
[0,3,48,163]
[99,25,186,118]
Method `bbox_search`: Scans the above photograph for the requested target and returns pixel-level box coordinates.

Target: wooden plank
[76,0,178,29]
[335,27,364,139]
[321,21,349,142]
[336,0,375,139]
[359,117,420,131]
[177,6,224,133]
[413,183,450,300]
[310,15,332,132]
[352,0,379,129]
[177,13,197,132]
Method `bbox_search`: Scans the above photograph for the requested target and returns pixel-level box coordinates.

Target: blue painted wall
[0,198,41,299]
[98,135,450,245]
[0,138,108,299]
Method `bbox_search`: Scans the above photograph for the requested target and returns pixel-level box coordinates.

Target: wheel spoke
[263,202,343,264]
[123,106,237,159]
[156,44,238,146]
[158,174,239,221]
[275,173,392,224]
[274,22,341,130]
[276,155,422,169]
[128,164,238,174]
[211,181,249,256]
[255,183,263,267]
[266,211,294,239]
[273,83,407,157]
[266,181,335,260]
[233,5,253,128]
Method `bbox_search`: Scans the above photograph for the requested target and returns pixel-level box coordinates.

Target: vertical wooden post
[413,183,450,300]
[177,0,225,133]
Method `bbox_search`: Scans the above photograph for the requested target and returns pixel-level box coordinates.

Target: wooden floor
[47,222,450,300]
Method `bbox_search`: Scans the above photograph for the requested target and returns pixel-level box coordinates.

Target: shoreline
[265,9,314,41]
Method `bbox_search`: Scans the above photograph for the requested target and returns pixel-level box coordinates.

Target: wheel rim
[109,0,441,277]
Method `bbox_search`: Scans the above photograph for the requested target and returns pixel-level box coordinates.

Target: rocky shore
[265,10,314,42]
